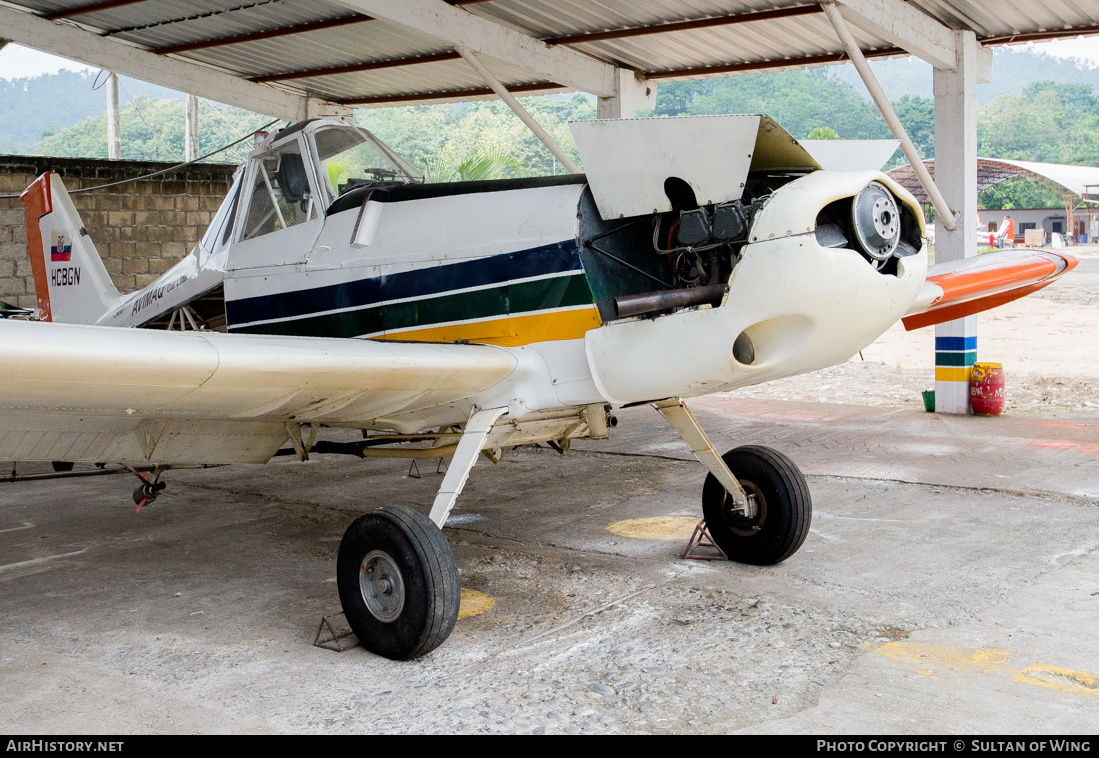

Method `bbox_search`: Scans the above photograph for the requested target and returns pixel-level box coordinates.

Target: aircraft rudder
[19,173,54,321]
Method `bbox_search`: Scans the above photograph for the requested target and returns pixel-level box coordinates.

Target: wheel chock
[682,519,728,561]
[407,456,448,479]
[313,612,358,652]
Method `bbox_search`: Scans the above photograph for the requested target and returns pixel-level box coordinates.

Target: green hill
[831,47,1099,104]
[0,69,183,154]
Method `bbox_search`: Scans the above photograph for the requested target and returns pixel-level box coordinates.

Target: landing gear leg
[654,398,811,565]
[337,407,507,659]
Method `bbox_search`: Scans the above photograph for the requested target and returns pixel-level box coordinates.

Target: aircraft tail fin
[20,172,123,323]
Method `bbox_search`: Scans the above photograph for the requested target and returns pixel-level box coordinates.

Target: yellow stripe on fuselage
[383,306,602,347]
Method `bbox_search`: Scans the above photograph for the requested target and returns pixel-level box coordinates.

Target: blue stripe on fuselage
[225,240,582,327]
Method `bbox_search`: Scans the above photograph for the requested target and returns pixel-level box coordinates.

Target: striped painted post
[934,316,976,414]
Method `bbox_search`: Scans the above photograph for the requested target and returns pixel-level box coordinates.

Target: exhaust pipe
[614,283,727,319]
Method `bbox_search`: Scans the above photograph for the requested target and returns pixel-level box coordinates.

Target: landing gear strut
[654,398,812,565]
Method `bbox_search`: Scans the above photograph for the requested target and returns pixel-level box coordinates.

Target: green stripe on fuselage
[231,272,595,339]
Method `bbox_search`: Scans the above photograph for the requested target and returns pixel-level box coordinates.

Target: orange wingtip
[903,250,1076,331]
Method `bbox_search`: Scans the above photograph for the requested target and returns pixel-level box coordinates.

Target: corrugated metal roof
[3,0,1097,107]
[889,158,1099,203]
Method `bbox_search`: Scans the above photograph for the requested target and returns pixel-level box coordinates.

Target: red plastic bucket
[970,363,1005,416]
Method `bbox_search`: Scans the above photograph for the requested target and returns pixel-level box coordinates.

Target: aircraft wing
[0,320,516,465]
[902,249,1077,330]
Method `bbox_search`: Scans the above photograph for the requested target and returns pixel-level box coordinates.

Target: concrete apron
[0,397,1096,734]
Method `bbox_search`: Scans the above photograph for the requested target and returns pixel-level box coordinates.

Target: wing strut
[822,3,956,231]
[428,406,508,527]
[454,46,581,174]
[652,398,755,517]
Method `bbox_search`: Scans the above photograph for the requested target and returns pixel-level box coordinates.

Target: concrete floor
[1,397,1096,734]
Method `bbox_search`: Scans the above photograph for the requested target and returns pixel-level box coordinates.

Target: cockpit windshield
[311,125,422,203]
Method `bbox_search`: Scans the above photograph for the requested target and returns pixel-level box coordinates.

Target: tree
[979,177,1062,209]
[672,69,891,140]
[33,96,272,163]
[357,94,594,177]
[978,81,1099,164]
[892,95,935,158]
[420,145,528,182]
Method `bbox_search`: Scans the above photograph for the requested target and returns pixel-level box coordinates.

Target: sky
[1,35,1098,82]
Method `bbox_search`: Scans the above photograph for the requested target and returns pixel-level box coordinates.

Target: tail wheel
[337,505,460,660]
[702,445,811,565]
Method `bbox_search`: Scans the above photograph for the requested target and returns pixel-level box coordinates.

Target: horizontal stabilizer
[902,250,1077,331]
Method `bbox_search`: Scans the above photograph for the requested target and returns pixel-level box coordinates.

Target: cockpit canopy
[233,120,420,241]
[309,121,422,200]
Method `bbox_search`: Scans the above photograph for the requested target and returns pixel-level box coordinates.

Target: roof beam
[238,5,824,87]
[982,25,1099,46]
[832,0,959,70]
[546,4,824,46]
[337,82,562,106]
[646,49,899,80]
[148,0,492,56]
[154,15,369,56]
[42,0,151,21]
[328,0,618,96]
[0,5,345,121]
[251,51,462,84]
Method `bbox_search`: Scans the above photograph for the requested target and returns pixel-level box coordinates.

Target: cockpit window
[241,138,320,240]
[312,125,421,202]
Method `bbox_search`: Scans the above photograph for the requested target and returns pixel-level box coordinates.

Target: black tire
[337,505,460,660]
[50,461,74,472]
[702,445,811,566]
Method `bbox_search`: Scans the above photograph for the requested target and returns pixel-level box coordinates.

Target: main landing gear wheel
[337,505,460,660]
[702,445,811,566]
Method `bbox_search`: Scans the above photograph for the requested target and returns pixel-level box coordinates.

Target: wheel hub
[359,549,405,623]
[851,181,901,261]
[726,480,767,537]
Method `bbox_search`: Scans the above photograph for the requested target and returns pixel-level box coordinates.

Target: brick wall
[0,155,236,310]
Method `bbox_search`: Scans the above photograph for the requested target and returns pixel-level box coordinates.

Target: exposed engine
[814,180,923,275]
[651,189,770,291]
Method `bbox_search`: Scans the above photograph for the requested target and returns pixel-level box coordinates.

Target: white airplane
[3,115,1076,659]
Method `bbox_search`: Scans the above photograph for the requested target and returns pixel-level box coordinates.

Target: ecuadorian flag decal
[226,241,602,347]
[50,230,72,262]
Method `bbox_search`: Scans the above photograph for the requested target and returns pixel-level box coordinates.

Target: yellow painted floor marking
[458,588,496,620]
[1014,663,1099,698]
[605,516,700,540]
[876,642,1013,683]
[876,641,1099,699]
